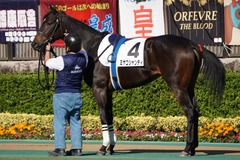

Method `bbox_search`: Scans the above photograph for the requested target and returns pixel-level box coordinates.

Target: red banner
[40,0,116,47]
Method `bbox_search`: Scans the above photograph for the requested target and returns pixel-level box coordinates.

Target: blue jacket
[55,51,87,93]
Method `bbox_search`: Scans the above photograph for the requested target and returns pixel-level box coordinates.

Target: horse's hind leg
[183,89,199,156]
[172,86,199,156]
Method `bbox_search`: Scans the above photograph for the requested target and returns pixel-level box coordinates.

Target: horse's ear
[49,5,58,13]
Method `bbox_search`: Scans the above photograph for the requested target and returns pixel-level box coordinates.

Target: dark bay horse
[31,6,225,156]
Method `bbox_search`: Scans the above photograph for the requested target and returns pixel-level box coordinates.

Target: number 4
[128,42,140,58]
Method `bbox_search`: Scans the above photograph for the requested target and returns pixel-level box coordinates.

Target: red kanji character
[133,5,153,38]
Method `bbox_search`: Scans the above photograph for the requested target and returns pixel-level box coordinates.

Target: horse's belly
[117,67,160,89]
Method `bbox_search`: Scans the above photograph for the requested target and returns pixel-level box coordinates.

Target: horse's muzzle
[31,41,42,52]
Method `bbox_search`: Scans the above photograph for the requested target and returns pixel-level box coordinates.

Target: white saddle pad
[97,34,146,67]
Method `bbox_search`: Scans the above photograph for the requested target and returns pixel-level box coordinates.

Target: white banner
[119,0,165,38]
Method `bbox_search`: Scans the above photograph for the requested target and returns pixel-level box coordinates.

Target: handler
[44,33,88,156]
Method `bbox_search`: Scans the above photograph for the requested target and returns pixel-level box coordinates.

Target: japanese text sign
[40,0,117,47]
[119,0,165,38]
[0,0,38,43]
[165,0,224,45]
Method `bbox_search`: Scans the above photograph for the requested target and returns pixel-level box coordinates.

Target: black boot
[70,149,82,156]
[48,148,66,156]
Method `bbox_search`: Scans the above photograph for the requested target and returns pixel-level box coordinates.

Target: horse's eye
[236,9,240,19]
[46,18,56,25]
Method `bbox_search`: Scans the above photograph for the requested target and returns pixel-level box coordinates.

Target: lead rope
[37,14,62,90]
[37,44,57,90]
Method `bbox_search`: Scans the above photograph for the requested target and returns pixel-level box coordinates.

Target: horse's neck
[64,17,105,53]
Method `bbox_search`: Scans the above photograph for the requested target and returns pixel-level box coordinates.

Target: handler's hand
[45,43,51,51]
[64,32,69,37]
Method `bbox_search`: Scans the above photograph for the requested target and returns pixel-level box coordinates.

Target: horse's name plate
[98,34,146,67]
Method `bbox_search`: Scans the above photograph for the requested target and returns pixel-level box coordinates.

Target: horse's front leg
[93,85,116,156]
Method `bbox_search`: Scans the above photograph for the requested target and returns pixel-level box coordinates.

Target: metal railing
[0,43,65,61]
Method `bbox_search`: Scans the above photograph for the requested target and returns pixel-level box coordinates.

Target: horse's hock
[0,58,239,73]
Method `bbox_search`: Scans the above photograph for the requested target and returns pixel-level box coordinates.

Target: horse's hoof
[190,150,195,156]
[96,150,106,156]
[180,150,195,156]
[180,151,191,156]
[106,150,115,155]
[106,144,115,155]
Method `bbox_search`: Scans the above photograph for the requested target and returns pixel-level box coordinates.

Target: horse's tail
[198,45,226,104]
[192,42,226,103]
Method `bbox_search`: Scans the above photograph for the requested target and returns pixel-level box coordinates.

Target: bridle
[37,12,65,90]
[38,13,65,45]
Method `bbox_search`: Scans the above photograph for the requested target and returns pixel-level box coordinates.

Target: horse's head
[31,5,65,52]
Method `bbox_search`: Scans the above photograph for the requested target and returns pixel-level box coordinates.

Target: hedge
[0,70,239,118]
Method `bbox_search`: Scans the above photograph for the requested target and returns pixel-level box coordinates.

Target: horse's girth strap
[110,37,128,90]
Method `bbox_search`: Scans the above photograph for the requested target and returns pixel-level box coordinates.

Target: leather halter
[38,13,66,45]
